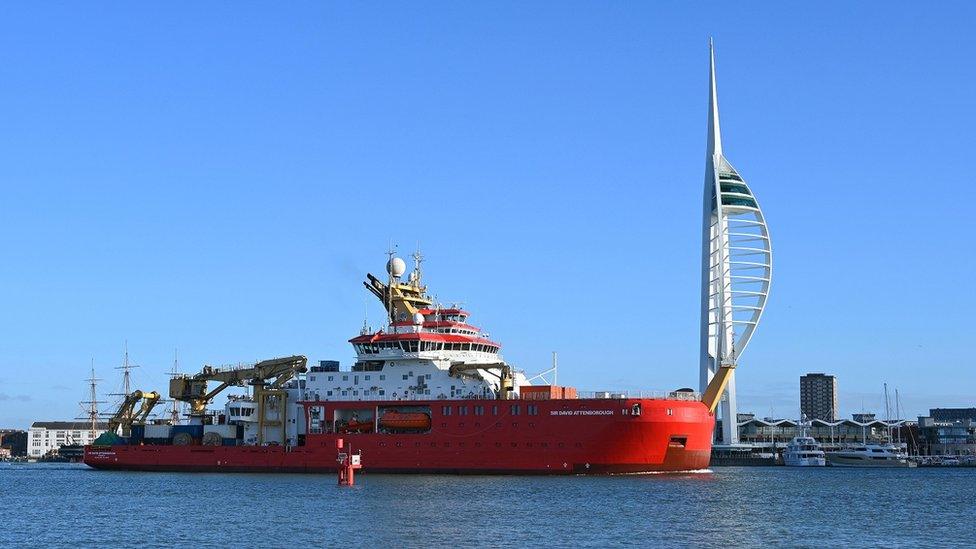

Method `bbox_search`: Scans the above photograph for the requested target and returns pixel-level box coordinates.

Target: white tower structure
[699,41,772,444]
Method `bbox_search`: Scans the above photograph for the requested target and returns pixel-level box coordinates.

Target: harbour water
[1,463,972,547]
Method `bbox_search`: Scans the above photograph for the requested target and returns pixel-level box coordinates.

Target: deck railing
[575,390,702,401]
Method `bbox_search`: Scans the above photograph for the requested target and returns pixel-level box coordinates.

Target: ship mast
[81,360,104,441]
[115,340,138,398]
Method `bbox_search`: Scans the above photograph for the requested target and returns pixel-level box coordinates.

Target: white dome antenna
[387,257,406,278]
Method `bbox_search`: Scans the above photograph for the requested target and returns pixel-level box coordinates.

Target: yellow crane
[107,390,161,437]
[168,355,307,444]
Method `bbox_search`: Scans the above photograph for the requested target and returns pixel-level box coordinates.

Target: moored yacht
[827,443,916,468]
[783,436,825,467]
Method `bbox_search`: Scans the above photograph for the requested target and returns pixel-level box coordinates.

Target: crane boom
[107,390,161,436]
[168,355,308,444]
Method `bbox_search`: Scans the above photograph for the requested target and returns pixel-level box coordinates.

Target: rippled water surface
[1,463,973,547]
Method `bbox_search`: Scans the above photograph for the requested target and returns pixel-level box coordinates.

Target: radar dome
[387,257,407,277]
[413,312,425,325]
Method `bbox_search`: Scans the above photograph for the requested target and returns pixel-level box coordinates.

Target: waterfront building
[736,413,913,452]
[929,408,976,423]
[917,409,976,455]
[28,422,107,458]
[699,41,772,444]
[0,429,27,457]
[800,373,838,421]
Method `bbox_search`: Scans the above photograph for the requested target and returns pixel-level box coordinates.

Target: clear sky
[1,3,973,429]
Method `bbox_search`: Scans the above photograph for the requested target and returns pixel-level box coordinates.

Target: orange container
[522,385,576,400]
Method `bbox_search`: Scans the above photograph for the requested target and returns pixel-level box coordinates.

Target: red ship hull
[85,398,713,474]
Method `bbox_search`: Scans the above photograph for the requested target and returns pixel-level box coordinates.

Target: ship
[84,252,716,474]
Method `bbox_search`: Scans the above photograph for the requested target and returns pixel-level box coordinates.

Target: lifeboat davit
[379,410,431,431]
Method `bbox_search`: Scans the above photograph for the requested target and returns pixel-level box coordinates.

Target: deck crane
[168,355,308,444]
[107,390,161,437]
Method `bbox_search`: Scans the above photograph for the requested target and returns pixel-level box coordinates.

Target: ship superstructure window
[474,405,484,416]
[527,405,538,416]
[510,405,520,415]
[442,406,452,416]
[459,406,468,416]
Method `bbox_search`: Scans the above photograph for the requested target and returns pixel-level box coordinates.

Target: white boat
[783,436,826,467]
[827,443,917,468]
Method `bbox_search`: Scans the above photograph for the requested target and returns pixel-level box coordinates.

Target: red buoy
[336,438,362,486]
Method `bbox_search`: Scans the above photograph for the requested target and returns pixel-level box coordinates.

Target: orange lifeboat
[379,410,431,431]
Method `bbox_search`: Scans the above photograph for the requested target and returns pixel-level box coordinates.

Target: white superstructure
[699,41,772,444]
[224,253,528,446]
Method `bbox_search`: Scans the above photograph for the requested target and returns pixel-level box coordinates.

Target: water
[1,463,973,547]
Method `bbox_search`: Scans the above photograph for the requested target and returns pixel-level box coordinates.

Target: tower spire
[707,38,722,157]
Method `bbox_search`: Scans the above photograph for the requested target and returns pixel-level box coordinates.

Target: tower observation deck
[699,41,772,444]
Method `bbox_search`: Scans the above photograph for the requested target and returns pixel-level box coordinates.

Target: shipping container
[144,425,172,439]
[521,386,573,400]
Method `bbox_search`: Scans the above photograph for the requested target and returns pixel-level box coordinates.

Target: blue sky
[1,3,973,428]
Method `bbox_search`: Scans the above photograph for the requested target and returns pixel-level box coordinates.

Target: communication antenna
[361,294,369,335]
[169,349,183,425]
[411,244,424,286]
[386,242,398,326]
[553,351,558,386]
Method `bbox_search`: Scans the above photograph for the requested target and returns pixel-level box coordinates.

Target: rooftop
[30,421,109,430]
